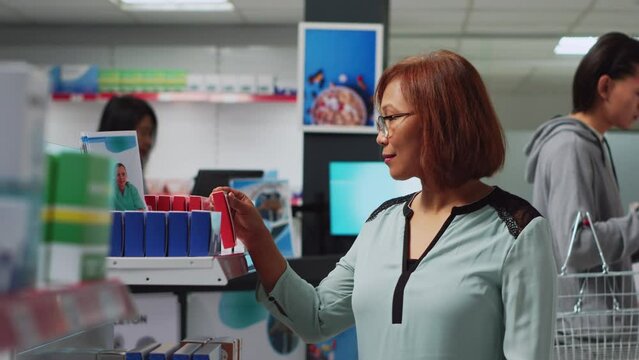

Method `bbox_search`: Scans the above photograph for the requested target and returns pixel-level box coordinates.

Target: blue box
[109,211,124,257]
[124,211,145,256]
[192,343,221,360]
[172,343,201,360]
[148,343,181,360]
[168,212,189,256]
[189,211,212,256]
[125,342,160,360]
[49,65,99,93]
[145,211,167,257]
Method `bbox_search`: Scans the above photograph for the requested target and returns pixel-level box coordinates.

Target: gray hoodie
[525,116,639,336]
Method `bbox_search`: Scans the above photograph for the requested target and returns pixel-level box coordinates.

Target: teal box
[50,65,99,93]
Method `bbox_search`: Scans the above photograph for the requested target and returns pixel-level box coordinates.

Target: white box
[46,242,108,284]
[0,197,30,293]
[204,74,220,92]
[256,74,275,95]
[0,63,48,185]
[219,74,239,93]
[236,74,256,94]
[186,73,206,92]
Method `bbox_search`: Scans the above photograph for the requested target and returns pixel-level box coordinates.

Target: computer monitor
[190,169,264,197]
[329,161,421,236]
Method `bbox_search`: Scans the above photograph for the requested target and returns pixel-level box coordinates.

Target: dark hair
[573,32,639,112]
[375,50,505,190]
[98,95,157,135]
[116,163,126,169]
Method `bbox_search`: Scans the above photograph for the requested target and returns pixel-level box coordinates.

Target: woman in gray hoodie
[525,32,639,342]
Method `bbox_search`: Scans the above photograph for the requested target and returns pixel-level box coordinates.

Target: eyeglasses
[376,112,414,137]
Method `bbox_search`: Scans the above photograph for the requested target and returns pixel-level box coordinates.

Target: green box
[98,69,121,92]
[41,152,114,284]
[164,70,187,91]
[53,152,113,209]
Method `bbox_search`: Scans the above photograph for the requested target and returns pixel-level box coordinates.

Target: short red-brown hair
[375,50,505,190]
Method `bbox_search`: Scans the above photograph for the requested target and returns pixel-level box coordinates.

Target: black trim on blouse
[384,187,542,324]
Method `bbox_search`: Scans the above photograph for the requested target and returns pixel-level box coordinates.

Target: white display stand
[106,253,250,286]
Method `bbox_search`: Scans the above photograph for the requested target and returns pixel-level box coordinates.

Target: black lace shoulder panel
[365,193,414,223]
[488,188,542,239]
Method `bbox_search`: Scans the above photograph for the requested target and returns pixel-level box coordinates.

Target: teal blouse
[257,187,557,359]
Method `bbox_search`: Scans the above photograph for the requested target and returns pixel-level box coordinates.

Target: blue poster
[300,23,382,131]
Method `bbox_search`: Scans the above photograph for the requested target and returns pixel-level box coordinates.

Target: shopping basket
[555,211,639,360]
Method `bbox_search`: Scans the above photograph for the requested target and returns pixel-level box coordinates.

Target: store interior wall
[0,26,572,192]
[2,25,637,211]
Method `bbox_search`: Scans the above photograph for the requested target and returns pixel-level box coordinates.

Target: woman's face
[136,115,155,165]
[376,78,423,181]
[116,166,127,189]
[603,70,639,130]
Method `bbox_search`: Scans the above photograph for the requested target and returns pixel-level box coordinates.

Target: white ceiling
[0,0,637,94]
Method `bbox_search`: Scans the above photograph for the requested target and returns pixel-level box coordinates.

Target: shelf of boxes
[51,92,296,104]
[0,280,137,351]
[106,252,250,286]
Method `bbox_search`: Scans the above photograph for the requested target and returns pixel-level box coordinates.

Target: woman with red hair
[215,50,556,359]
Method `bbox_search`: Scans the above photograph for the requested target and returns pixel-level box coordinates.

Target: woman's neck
[571,111,611,135]
[413,180,493,214]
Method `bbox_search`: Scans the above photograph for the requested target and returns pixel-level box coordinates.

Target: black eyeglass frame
[376,112,414,137]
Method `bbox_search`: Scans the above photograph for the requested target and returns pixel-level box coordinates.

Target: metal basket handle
[560,211,620,312]
[561,211,609,275]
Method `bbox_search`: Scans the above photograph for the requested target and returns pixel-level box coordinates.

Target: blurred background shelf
[51,92,297,104]
[0,280,137,352]
[106,253,250,286]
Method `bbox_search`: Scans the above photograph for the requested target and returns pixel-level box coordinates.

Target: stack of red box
[144,195,209,212]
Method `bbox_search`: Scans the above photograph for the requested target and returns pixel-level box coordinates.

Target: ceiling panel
[592,0,639,11]
[230,0,302,10]
[240,9,303,24]
[575,11,639,35]
[391,23,464,35]
[130,10,242,24]
[390,10,465,34]
[469,10,579,27]
[473,0,590,11]
[19,8,135,24]
[391,10,466,24]
[389,37,460,59]
[467,23,572,35]
[390,0,470,10]
[0,0,117,10]
[458,38,558,60]
[466,10,578,34]
[571,23,639,36]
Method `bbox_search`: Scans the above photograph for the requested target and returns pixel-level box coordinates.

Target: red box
[172,195,187,211]
[144,195,157,211]
[157,195,171,211]
[189,196,203,211]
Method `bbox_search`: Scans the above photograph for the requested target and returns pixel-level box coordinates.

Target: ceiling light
[113,0,234,11]
[554,37,598,55]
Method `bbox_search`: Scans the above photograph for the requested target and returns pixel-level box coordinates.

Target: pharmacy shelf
[51,92,296,103]
[106,253,250,286]
[0,280,136,351]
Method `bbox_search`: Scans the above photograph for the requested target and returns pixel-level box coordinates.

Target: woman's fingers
[209,187,253,213]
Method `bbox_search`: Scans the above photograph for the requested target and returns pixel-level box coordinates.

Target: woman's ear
[596,74,613,101]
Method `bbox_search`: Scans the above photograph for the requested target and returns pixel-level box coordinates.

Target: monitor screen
[329,161,421,236]
[190,169,264,197]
